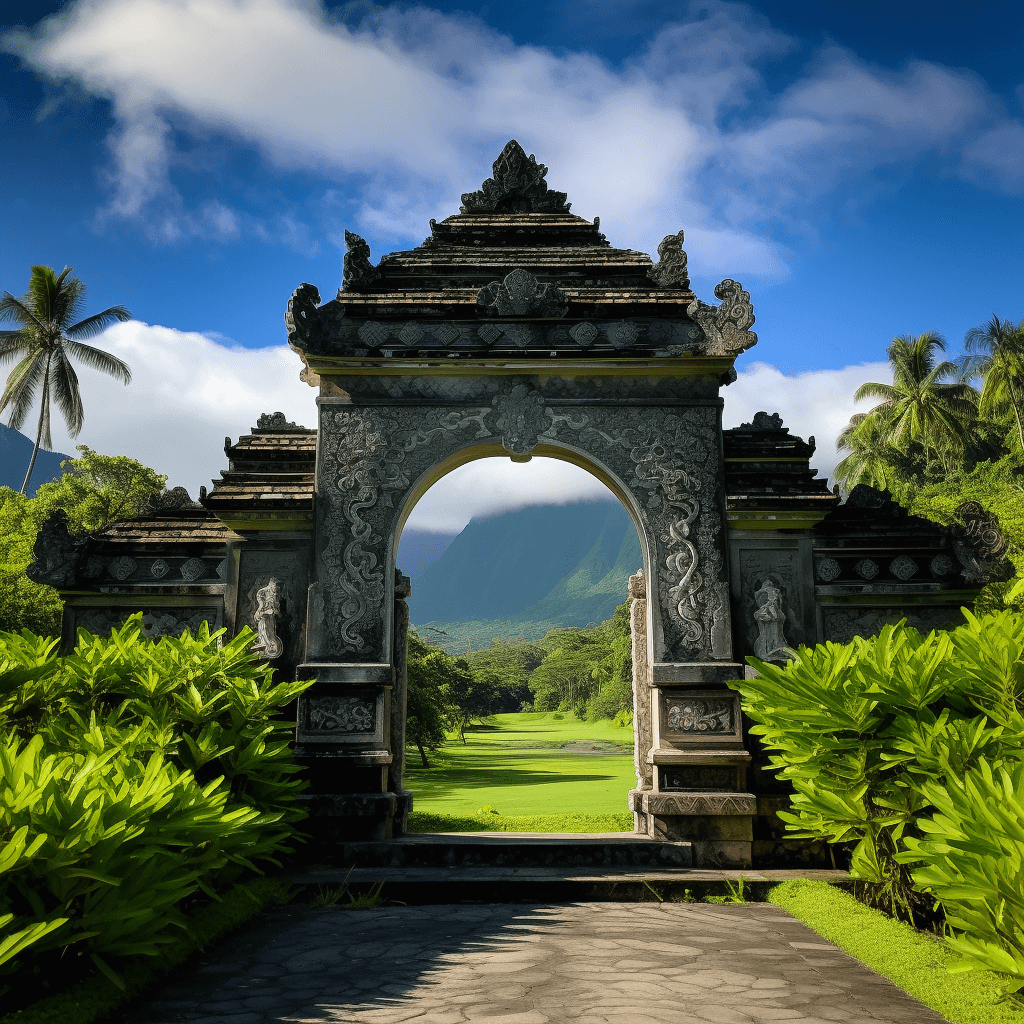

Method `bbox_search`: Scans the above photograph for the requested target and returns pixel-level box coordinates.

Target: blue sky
[2,0,1022,532]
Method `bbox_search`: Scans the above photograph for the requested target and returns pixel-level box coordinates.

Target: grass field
[404,712,637,817]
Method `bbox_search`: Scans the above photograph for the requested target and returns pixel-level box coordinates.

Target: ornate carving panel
[821,606,966,644]
[661,767,737,791]
[660,690,742,744]
[316,388,731,663]
[74,606,221,639]
[297,689,386,745]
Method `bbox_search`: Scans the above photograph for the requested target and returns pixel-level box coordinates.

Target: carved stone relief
[628,570,653,792]
[476,269,568,318]
[250,578,284,660]
[460,140,571,214]
[108,556,137,581]
[180,557,206,581]
[953,501,1011,583]
[739,552,802,656]
[889,555,918,580]
[752,579,791,661]
[663,696,732,733]
[75,607,220,639]
[316,393,730,663]
[815,557,840,582]
[822,606,966,644]
[686,280,757,356]
[307,696,376,733]
[342,231,380,292]
[661,767,737,791]
[647,230,690,290]
[239,552,307,660]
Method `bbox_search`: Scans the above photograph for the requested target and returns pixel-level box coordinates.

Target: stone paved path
[118,903,949,1024]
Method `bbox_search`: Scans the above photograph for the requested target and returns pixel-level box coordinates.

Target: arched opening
[392,449,649,830]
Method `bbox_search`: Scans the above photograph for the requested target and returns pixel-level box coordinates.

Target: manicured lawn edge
[408,810,633,832]
[767,879,1024,1024]
[1,877,289,1024]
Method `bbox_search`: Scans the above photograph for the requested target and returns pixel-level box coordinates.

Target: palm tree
[0,266,132,494]
[833,412,925,497]
[852,332,977,475]
[960,315,1024,453]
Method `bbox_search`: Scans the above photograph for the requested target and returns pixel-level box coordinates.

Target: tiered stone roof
[286,140,757,364]
[202,413,315,532]
[723,412,838,529]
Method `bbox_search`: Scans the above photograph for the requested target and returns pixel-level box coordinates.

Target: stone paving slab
[116,903,948,1024]
[290,868,853,885]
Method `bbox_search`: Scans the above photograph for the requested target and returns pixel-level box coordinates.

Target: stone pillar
[626,569,653,832]
[389,570,413,835]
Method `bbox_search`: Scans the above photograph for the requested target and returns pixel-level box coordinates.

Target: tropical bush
[0,616,310,1008]
[731,610,1024,993]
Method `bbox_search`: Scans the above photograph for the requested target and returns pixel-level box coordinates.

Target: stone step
[314,831,695,869]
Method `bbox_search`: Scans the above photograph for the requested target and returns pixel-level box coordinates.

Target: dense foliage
[0,448,166,636]
[731,611,1024,995]
[833,316,1023,605]
[0,616,309,1008]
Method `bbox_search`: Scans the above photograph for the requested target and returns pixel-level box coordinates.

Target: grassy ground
[404,712,636,819]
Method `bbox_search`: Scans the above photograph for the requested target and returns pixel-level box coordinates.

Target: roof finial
[461,140,571,214]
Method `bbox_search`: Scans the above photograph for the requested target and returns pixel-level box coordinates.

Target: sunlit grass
[404,711,636,817]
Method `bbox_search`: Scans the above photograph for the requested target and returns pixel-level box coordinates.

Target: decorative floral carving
[342,230,381,292]
[491,384,550,456]
[889,555,918,580]
[665,698,732,733]
[854,559,879,579]
[77,607,217,639]
[816,558,841,582]
[753,579,790,660]
[109,556,138,581]
[308,696,376,733]
[609,321,639,349]
[460,140,570,214]
[647,230,690,289]
[686,279,758,356]
[476,268,568,318]
[151,559,169,579]
[180,558,206,581]
[83,557,105,579]
[930,553,954,577]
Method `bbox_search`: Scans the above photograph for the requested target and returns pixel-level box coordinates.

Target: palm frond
[51,348,84,437]
[0,333,31,363]
[0,353,48,432]
[66,306,132,340]
[853,381,896,403]
[0,292,46,333]
[62,339,132,383]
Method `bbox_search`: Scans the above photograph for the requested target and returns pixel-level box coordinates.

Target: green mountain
[406,501,641,651]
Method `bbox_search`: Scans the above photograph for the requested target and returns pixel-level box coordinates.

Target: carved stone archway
[288,141,757,864]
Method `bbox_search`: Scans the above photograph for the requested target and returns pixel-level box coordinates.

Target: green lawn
[404,712,637,817]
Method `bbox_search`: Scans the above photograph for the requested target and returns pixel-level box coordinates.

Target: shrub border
[768,879,1024,1024]
[0,877,288,1024]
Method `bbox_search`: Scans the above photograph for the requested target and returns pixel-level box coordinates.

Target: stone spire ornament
[461,140,571,214]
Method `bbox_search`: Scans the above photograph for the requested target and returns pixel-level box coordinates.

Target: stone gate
[32,141,995,868]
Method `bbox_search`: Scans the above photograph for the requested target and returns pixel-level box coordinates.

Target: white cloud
[32,324,890,528]
[723,359,893,482]
[40,321,318,496]
[6,0,1021,270]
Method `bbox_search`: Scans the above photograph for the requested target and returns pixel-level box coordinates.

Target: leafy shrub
[731,611,1024,920]
[732,609,1024,993]
[0,616,310,1007]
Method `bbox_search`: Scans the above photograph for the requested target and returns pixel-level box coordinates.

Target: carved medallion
[569,322,599,347]
[854,559,879,580]
[399,323,424,346]
[889,555,918,580]
[930,553,954,577]
[358,321,390,348]
[108,556,137,581]
[150,558,169,579]
[180,557,206,581]
[83,557,105,579]
[815,558,841,582]
[477,323,502,345]
[609,321,639,349]
[477,268,568,318]
[492,385,550,456]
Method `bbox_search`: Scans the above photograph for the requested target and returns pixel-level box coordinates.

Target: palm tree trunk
[19,359,50,495]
